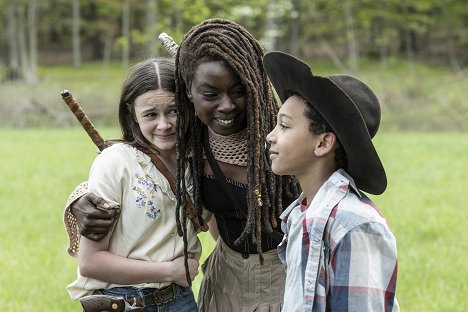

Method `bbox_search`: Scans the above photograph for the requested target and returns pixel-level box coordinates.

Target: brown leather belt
[92,284,179,310]
[141,284,177,306]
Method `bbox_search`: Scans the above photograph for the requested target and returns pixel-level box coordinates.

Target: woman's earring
[187,91,193,102]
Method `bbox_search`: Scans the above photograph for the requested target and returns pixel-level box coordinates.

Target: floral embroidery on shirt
[133,173,160,220]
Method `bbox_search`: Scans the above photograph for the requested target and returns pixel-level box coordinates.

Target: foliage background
[1,0,467,131]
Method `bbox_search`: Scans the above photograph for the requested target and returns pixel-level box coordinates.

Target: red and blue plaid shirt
[278,170,399,311]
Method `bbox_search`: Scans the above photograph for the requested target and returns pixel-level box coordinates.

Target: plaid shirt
[278,170,398,312]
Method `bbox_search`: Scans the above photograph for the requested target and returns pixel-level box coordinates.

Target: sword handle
[158,32,178,57]
[61,90,107,151]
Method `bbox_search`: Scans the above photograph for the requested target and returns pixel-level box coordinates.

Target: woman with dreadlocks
[173,18,300,311]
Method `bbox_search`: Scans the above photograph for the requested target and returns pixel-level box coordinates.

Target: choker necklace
[207,127,248,166]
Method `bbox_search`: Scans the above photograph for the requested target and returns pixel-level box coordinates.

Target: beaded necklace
[206,127,248,166]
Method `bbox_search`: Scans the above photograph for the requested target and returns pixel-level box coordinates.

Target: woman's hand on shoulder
[71,192,120,241]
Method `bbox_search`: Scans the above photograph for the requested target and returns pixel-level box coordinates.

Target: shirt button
[171,232,175,237]
[313,239,319,244]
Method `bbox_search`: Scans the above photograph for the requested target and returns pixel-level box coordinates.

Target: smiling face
[189,60,247,135]
[134,89,177,157]
[266,95,322,177]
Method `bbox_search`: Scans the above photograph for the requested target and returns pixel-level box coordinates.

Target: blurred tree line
[1,0,467,84]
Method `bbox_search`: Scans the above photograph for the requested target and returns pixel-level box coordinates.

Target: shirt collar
[330,169,361,196]
[280,193,305,223]
[280,169,360,223]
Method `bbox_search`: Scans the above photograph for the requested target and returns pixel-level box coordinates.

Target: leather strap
[202,127,283,243]
[136,146,208,232]
[143,284,177,306]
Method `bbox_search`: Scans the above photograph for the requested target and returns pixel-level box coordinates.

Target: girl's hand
[171,253,199,287]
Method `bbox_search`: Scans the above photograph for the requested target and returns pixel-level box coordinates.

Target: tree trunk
[72,0,81,68]
[442,3,461,73]
[289,0,300,56]
[17,5,30,83]
[145,0,159,56]
[344,0,358,72]
[88,1,103,59]
[27,0,38,84]
[262,1,277,51]
[377,0,388,69]
[172,0,183,36]
[102,31,114,80]
[122,0,130,70]
[401,1,414,67]
[6,2,20,80]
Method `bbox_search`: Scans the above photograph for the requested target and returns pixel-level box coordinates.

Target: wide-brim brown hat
[263,51,386,195]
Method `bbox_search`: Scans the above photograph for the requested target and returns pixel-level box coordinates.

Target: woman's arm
[64,181,118,241]
[207,217,219,240]
[71,191,119,240]
[64,182,119,257]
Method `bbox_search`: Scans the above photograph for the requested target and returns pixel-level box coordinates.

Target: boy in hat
[265,51,398,312]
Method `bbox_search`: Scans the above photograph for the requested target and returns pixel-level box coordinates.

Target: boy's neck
[300,176,328,202]
[297,163,336,202]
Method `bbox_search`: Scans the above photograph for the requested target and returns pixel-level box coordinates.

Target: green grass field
[0,128,467,311]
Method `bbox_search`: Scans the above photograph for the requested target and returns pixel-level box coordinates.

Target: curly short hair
[299,95,348,170]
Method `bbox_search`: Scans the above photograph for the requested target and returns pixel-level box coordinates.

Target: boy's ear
[314,132,337,157]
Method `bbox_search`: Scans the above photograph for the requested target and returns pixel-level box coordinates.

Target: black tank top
[202,174,283,253]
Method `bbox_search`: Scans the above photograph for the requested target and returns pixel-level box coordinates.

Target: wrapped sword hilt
[61,90,108,152]
[158,33,178,57]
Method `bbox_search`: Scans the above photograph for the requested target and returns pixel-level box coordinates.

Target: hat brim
[264,52,386,195]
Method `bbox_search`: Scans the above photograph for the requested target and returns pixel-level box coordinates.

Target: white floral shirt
[67,143,202,299]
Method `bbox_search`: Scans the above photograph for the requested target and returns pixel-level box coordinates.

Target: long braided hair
[174,18,300,262]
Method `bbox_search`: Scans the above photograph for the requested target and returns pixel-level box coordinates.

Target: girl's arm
[78,146,199,287]
[78,232,199,287]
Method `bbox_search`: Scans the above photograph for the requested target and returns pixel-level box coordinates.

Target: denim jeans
[100,285,197,312]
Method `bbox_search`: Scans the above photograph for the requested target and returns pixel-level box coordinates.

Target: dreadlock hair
[118,57,176,151]
[174,18,301,262]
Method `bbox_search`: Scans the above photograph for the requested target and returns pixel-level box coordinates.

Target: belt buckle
[152,284,176,305]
